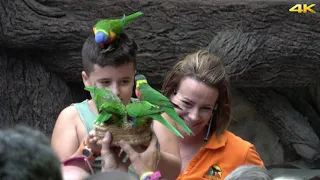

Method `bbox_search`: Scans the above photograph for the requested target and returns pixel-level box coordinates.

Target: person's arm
[245,145,265,167]
[51,106,85,160]
[153,113,182,180]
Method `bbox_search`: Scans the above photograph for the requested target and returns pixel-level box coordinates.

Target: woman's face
[170,77,219,137]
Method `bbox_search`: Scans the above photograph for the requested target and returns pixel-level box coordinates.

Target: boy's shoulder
[55,100,88,127]
[57,105,80,122]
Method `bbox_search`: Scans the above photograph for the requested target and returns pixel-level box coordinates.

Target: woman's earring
[204,116,214,142]
[204,104,219,142]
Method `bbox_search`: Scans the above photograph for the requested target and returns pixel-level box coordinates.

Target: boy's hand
[99,131,160,176]
[86,130,102,154]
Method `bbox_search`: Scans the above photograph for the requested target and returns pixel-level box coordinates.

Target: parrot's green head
[135,74,147,89]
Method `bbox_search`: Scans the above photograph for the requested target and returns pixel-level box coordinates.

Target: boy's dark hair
[0,124,62,180]
[82,32,138,75]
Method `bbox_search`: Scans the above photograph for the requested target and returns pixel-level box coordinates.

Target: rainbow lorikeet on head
[126,101,184,138]
[134,74,194,136]
[84,84,126,127]
[93,11,143,50]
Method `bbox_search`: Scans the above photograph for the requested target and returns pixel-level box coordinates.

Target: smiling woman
[171,78,219,136]
[159,50,265,179]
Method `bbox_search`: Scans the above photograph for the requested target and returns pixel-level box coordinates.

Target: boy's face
[82,62,135,105]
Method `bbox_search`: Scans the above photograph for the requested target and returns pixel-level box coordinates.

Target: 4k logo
[289,4,316,14]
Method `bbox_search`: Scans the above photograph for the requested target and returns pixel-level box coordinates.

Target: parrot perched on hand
[134,74,194,136]
[84,84,126,127]
[93,11,143,49]
[126,101,184,138]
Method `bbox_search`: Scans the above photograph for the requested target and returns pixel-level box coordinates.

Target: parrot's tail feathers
[84,87,94,92]
[149,114,184,138]
[165,108,193,136]
[124,11,143,25]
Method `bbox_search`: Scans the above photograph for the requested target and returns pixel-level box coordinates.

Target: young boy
[51,32,181,179]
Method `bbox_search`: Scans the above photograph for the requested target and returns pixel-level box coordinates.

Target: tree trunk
[0,48,73,135]
[0,0,319,86]
[239,88,320,163]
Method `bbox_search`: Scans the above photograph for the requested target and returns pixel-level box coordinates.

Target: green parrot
[134,74,194,136]
[93,11,143,49]
[84,85,126,127]
[125,101,184,138]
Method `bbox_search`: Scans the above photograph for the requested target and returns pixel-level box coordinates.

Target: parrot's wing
[93,86,107,108]
[90,84,102,106]
[95,101,126,126]
[96,20,112,29]
[84,85,126,126]
[126,101,185,137]
[91,86,122,108]
[109,21,124,35]
[126,101,164,117]
[95,20,116,36]
[99,101,126,116]
[139,84,174,108]
[149,114,183,138]
[138,84,193,136]
[94,113,112,125]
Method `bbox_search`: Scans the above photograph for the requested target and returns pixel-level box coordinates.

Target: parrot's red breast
[135,89,141,100]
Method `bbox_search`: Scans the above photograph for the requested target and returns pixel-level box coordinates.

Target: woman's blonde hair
[162,50,231,138]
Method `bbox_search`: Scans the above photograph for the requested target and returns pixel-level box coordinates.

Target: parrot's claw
[100,45,115,54]
[130,121,135,128]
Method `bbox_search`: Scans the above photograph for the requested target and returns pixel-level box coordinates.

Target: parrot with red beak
[93,11,143,50]
[134,74,193,136]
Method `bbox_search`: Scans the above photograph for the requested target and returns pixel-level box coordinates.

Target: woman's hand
[100,131,128,172]
[99,131,161,177]
[119,133,160,176]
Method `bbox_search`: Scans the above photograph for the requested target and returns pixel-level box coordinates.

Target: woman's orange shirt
[177,131,264,180]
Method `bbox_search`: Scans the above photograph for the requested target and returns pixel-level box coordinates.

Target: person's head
[0,124,62,180]
[82,32,138,105]
[224,165,273,180]
[162,50,231,138]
